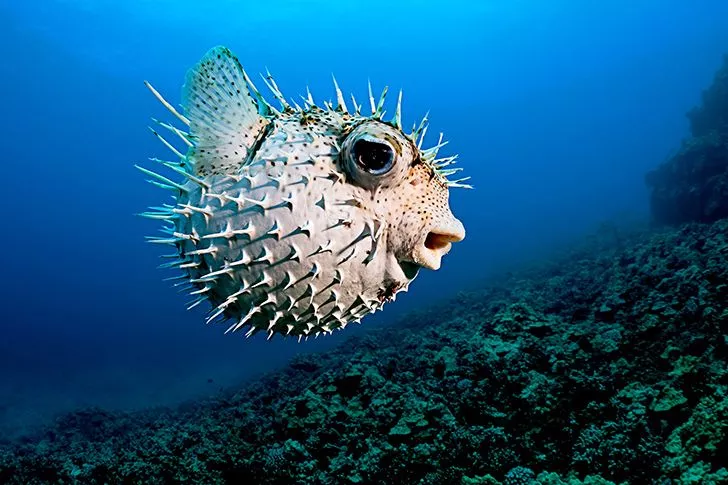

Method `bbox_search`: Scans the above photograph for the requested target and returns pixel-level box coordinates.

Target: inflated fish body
[139,46,468,340]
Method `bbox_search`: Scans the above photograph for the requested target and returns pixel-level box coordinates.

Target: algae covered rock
[646,54,728,225]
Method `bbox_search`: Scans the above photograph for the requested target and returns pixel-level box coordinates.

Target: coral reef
[646,54,728,225]
[1,218,728,484]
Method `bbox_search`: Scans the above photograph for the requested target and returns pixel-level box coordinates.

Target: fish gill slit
[243,121,276,170]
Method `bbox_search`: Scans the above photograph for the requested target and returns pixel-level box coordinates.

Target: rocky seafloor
[3,51,728,485]
[1,219,728,484]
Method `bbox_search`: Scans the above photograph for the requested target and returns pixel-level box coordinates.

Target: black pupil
[353,139,394,173]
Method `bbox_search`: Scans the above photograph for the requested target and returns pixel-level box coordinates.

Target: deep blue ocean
[2,0,728,440]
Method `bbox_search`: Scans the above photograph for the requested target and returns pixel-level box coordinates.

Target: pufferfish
[138,46,469,341]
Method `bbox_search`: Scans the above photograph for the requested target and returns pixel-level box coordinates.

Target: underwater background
[3,1,728,483]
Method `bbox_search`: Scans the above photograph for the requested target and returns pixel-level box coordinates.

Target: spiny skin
[140,46,468,340]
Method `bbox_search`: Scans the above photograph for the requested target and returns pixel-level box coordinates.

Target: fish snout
[413,218,465,270]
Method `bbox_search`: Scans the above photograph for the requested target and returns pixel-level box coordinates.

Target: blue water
[2,0,728,436]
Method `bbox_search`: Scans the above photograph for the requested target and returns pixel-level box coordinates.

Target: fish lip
[394,224,464,274]
[412,246,444,271]
[414,222,465,270]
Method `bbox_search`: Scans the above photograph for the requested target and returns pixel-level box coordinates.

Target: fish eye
[340,123,409,189]
[352,139,395,175]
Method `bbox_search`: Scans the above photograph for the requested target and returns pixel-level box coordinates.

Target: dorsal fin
[182,46,269,176]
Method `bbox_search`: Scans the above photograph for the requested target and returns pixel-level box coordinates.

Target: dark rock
[647,54,728,225]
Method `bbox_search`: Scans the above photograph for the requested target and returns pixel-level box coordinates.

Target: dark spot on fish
[378,281,402,303]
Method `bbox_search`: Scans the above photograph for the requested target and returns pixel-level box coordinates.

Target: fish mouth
[412,223,466,270]
[388,221,465,280]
